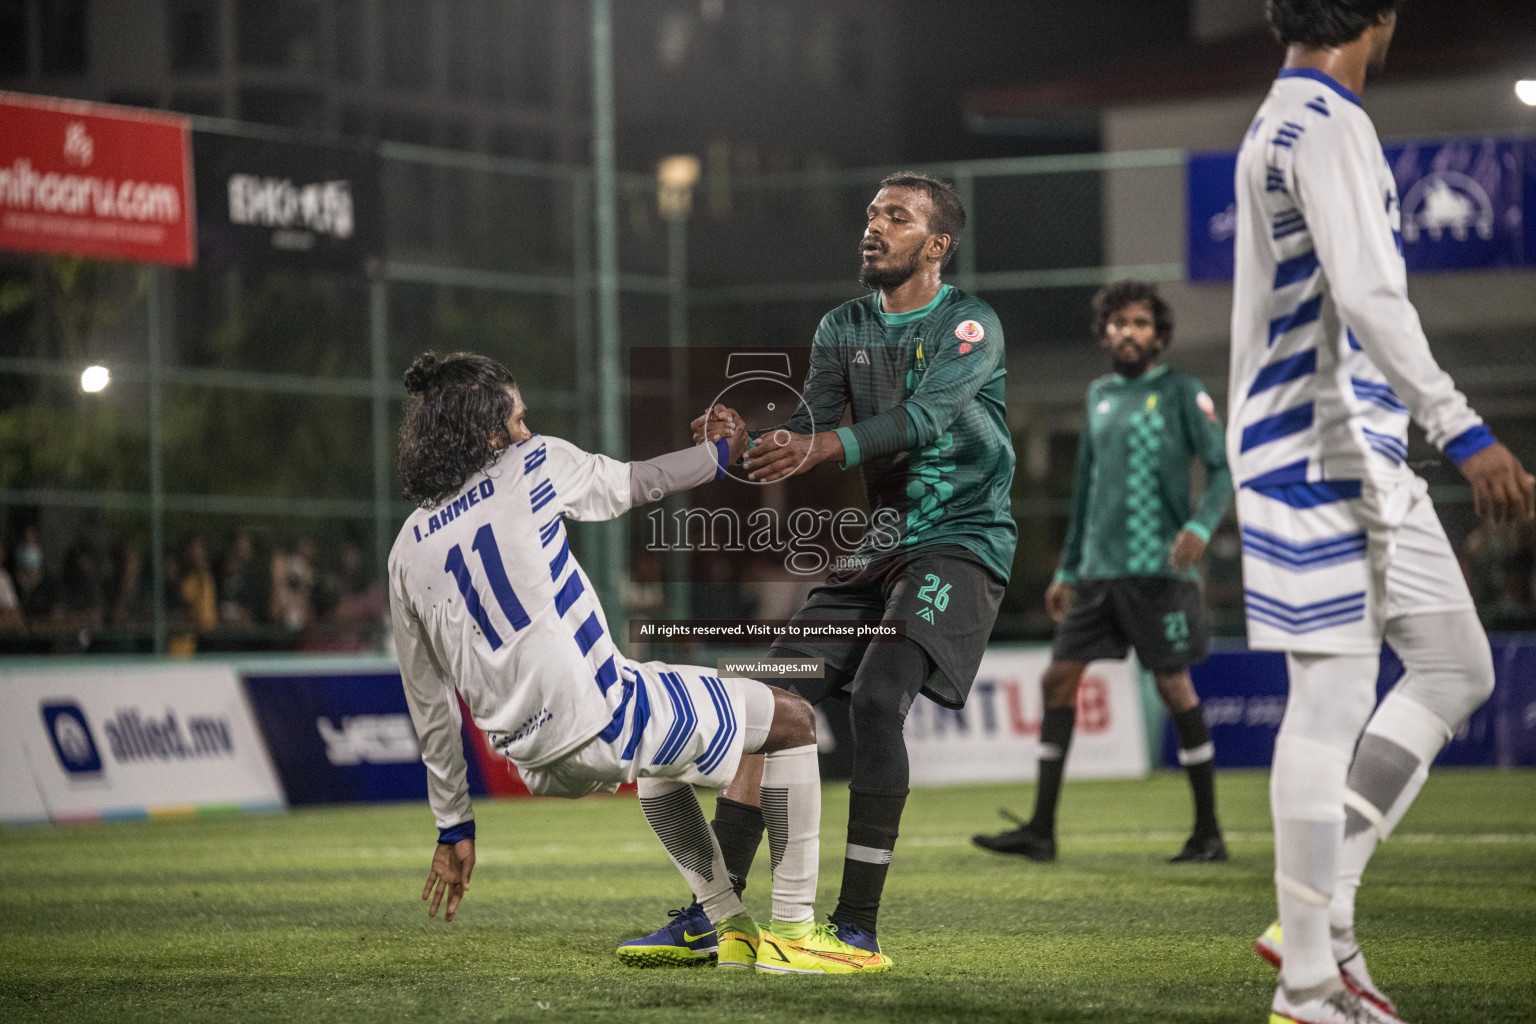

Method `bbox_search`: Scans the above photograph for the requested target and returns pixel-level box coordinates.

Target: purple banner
[1165,638,1536,768]
[1186,137,1529,282]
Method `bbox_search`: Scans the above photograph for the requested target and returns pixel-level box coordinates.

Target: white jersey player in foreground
[389,351,889,975]
[1229,3,1535,1022]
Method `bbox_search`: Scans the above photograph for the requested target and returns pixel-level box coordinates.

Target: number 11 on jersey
[444,524,530,650]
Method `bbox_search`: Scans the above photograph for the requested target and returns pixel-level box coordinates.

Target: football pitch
[2,770,1533,1023]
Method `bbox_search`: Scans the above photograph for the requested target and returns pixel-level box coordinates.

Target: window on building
[106,90,159,110]
[238,86,325,130]
[837,16,866,91]
[168,0,220,73]
[39,0,88,77]
[510,0,551,106]
[0,0,28,77]
[170,91,224,118]
[382,0,432,88]
[333,0,366,81]
[445,0,489,97]
[237,0,319,70]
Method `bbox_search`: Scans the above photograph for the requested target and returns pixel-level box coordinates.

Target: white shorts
[517,662,770,799]
[1238,474,1474,656]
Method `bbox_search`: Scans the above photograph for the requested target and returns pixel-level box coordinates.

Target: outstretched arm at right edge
[1295,121,1533,524]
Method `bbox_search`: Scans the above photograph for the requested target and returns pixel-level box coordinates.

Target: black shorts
[767,544,1005,710]
[1051,576,1211,673]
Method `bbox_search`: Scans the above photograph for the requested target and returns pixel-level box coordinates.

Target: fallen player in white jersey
[388,350,888,975]
[1230,3,1535,1022]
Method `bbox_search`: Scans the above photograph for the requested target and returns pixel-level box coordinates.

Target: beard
[1110,342,1159,378]
[858,243,925,290]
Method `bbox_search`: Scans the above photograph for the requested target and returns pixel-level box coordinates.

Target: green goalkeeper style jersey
[776,283,1018,582]
[1056,365,1233,584]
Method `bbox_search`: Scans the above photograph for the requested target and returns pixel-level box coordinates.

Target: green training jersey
[1055,365,1233,584]
[775,283,1018,582]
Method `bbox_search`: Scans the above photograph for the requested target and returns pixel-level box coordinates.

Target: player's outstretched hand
[1045,581,1073,624]
[423,838,475,922]
[1459,442,1536,526]
[742,429,844,482]
[1168,530,1207,573]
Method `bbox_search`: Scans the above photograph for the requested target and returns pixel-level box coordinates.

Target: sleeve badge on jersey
[1196,391,1218,423]
[954,320,985,344]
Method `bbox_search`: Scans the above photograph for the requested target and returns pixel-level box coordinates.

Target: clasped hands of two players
[690,403,843,481]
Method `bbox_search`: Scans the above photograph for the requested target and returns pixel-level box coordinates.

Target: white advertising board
[0,663,286,824]
[905,648,1147,785]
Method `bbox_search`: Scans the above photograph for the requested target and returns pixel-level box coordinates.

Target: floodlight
[81,365,110,393]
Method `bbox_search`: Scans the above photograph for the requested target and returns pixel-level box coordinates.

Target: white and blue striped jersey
[1227,70,1497,650]
[1228,69,1492,499]
[389,435,725,831]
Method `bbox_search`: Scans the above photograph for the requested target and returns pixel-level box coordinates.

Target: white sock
[638,776,744,923]
[759,743,820,924]
[1274,652,1378,992]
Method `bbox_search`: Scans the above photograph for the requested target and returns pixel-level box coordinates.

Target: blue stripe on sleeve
[1444,424,1496,467]
[573,612,604,655]
[553,572,585,616]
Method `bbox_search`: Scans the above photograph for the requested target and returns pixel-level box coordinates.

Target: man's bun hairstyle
[1091,280,1174,348]
[403,352,444,396]
[398,352,519,509]
[878,172,966,267]
[1265,0,1402,48]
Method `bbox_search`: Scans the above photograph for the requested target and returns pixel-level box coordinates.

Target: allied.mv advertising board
[0,663,285,824]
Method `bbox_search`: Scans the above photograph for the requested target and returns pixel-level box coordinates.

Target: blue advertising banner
[1186,136,1531,281]
[245,671,491,806]
[1164,639,1534,769]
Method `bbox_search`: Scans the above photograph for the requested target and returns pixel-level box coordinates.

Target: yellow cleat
[716,915,760,970]
[754,923,893,975]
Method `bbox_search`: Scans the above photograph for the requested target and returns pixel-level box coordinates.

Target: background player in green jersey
[974,281,1234,864]
[620,174,1016,968]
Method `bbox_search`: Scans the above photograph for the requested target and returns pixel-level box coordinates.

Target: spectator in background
[0,539,22,631]
[56,541,106,630]
[218,530,264,626]
[108,542,151,627]
[270,538,315,631]
[335,542,384,627]
[13,526,57,623]
[180,536,219,634]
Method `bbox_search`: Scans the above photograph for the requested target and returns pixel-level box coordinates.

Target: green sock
[717,913,758,936]
[770,919,813,941]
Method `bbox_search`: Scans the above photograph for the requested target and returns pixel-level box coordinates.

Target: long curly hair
[398,352,518,509]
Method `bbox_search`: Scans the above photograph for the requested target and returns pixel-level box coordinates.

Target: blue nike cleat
[825,916,882,956]
[615,904,718,967]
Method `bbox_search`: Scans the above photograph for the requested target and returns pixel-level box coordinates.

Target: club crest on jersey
[954,320,984,343]
[853,349,869,365]
[1196,391,1218,423]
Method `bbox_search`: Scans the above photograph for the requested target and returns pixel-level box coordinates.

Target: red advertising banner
[0,92,195,266]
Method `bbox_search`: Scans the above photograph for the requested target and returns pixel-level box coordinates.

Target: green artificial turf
[2,769,1533,1023]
